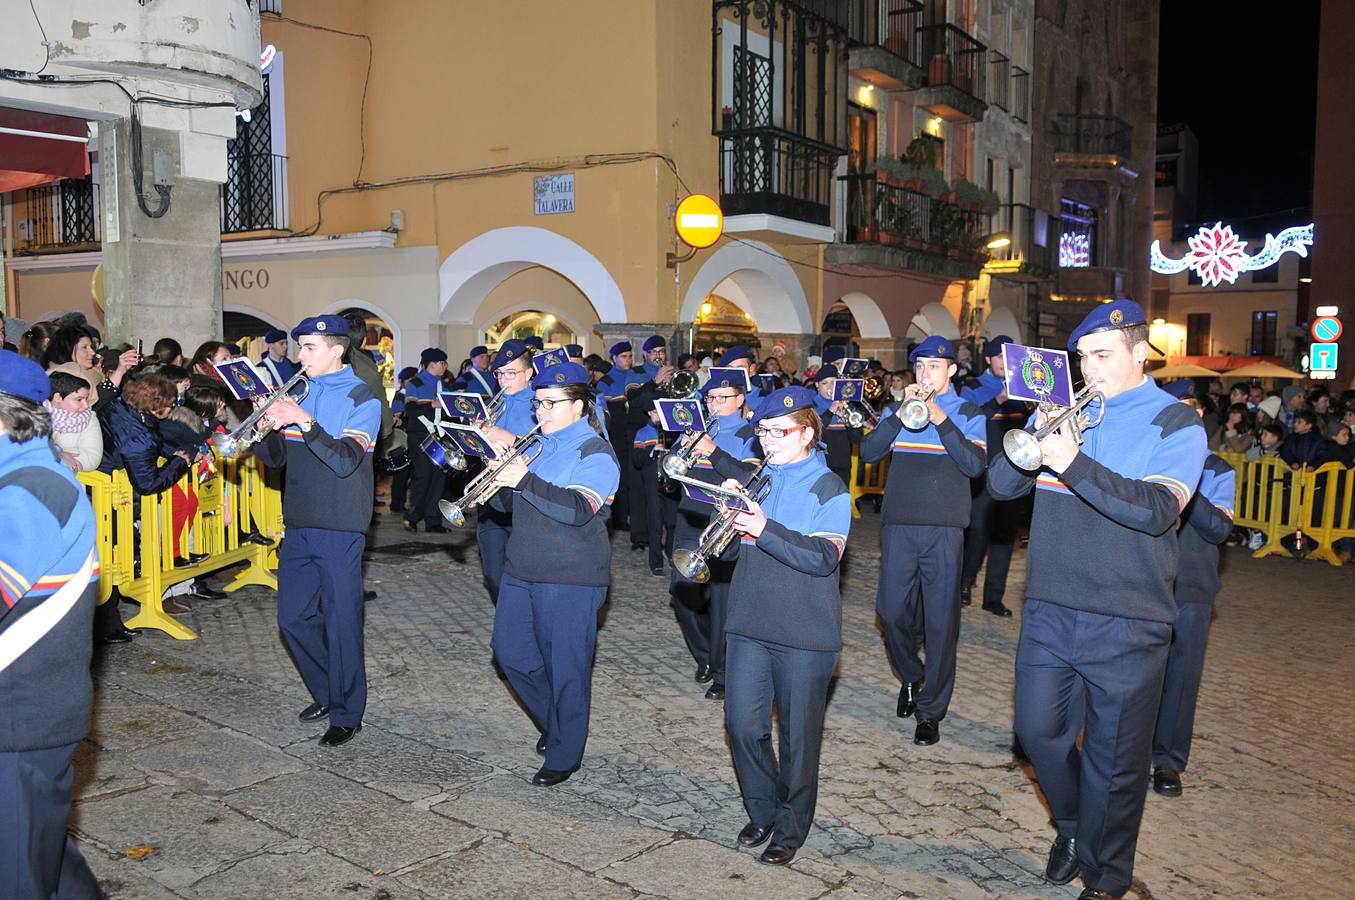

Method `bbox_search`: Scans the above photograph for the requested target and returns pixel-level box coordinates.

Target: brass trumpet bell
[670,548,710,583]
[1003,385,1105,470]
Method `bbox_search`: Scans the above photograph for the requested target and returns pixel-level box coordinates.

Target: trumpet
[862,374,887,402]
[1003,384,1105,470]
[670,461,770,583]
[843,402,879,430]
[211,371,310,458]
[667,369,699,399]
[659,418,721,480]
[898,386,935,430]
[438,424,543,527]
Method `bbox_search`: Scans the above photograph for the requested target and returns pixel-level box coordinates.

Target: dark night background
[1157,3,1321,228]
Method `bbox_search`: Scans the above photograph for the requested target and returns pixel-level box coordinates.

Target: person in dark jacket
[722,386,851,867]
[1279,410,1326,469]
[809,364,865,489]
[98,371,192,496]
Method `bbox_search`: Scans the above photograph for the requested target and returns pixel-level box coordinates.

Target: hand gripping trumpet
[1002,384,1105,470]
[843,375,886,429]
[898,386,935,430]
[659,418,721,480]
[211,371,310,458]
[438,424,543,527]
[669,461,770,583]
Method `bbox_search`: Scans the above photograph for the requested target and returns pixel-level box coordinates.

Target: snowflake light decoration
[1151,222,1313,287]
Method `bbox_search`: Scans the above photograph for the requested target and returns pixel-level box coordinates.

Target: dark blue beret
[983,334,1013,359]
[719,344,753,367]
[751,386,818,426]
[290,315,349,342]
[0,348,50,404]
[609,341,632,358]
[420,347,448,365]
[909,335,956,363]
[642,335,666,352]
[262,328,287,344]
[1067,300,1149,351]
[530,361,590,390]
[492,340,529,370]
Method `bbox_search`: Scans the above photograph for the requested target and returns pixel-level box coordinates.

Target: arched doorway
[679,241,813,333]
[317,301,400,388]
[223,305,286,362]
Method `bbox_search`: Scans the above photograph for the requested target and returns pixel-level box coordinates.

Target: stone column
[98,118,223,350]
[595,322,687,357]
[857,337,911,371]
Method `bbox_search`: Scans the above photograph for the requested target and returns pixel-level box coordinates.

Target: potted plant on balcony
[952,178,1000,215]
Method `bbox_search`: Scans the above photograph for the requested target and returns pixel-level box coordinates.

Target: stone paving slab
[394,837,641,898]
[127,728,308,794]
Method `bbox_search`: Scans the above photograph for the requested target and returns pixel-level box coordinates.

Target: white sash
[470,367,494,396]
[261,356,285,389]
[0,549,96,675]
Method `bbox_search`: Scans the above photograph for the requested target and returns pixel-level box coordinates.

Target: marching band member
[860,336,987,745]
[625,336,676,552]
[487,362,619,786]
[718,344,766,408]
[475,339,538,602]
[402,348,451,533]
[597,341,647,532]
[254,315,383,747]
[722,386,851,866]
[258,328,299,389]
[457,345,497,398]
[809,363,865,490]
[632,409,675,577]
[987,300,1207,900]
[671,373,761,701]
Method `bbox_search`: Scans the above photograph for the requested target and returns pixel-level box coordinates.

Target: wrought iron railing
[1010,65,1030,123]
[840,172,987,256]
[988,51,1010,112]
[256,0,281,13]
[917,23,986,101]
[847,0,923,64]
[16,177,101,248]
[1051,114,1133,157]
[220,152,288,233]
[720,127,839,226]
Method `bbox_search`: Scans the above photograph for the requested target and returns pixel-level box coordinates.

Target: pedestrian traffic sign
[1311,316,1342,342]
[1310,342,1338,372]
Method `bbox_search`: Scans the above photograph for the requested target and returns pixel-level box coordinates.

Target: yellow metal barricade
[77,456,284,640]
[1303,461,1355,567]
[848,445,889,519]
[1216,452,1355,567]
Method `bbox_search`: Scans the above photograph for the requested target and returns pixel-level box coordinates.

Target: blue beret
[909,335,956,363]
[751,386,818,426]
[564,343,583,358]
[813,363,840,382]
[420,347,448,365]
[1067,299,1149,351]
[468,345,489,359]
[397,366,418,383]
[0,348,51,404]
[263,328,288,345]
[821,346,846,364]
[492,339,529,370]
[522,336,545,351]
[719,344,753,367]
[609,341,632,358]
[290,314,349,342]
[983,334,1013,359]
[530,361,590,390]
[642,335,666,352]
[1161,379,1194,399]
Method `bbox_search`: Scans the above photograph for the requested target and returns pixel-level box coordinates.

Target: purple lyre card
[440,391,488,421]
[705,367,750,394]
[531,347,570,375]
[753,373,778,393]
[654,397,707,433]
[214,358,271,400]
[1002,343,1073,407]
[442,422,500,461]
[839,357,869,378]
[832,378,865,403]
[677,479,753,512]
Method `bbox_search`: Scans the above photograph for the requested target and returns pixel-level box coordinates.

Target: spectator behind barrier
[1247,424,1284,462]
[18,321,56,365]
[45,370,103,473]
[1211,403,1256,455]
[153,337,185,367]
[43,325,138,408]
[1280,410,1325,470]
[97,371,191,496]
[1323,423,1355,468]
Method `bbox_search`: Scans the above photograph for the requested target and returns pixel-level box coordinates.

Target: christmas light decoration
[1151,222,1313,287]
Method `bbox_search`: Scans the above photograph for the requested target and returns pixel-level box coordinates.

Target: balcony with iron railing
[12,177,101,252]
[719,128,838,227]
[983,202,1057,281]
[829,171,988,278]
[220,152,289,234]
[987,51,1010,113]
[1010,65,1030,123]
[846,0,924,91]
[1052,114,1133,158]
[915,23,987,122]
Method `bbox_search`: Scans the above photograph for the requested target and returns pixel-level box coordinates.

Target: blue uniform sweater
[0,436,98,751]
[859,388,987,528]
[962,372,1031,460]
[1176,453,1235,605]
[726,451,852,652]
[254,365,382,534]
[988,376,1208,623]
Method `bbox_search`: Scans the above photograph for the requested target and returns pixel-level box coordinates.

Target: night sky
[1157,3,1321,228]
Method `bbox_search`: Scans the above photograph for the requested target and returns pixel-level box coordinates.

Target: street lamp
[984,231,1012,250]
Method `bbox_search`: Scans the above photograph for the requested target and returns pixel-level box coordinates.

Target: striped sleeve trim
[1144,474,1192,510]
[342,429,375,451]
[0,560,33,606]
[811,531,847,559]
[568,484,605,513]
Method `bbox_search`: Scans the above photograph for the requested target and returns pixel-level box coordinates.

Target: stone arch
[222,302,286,331]
[439,226,626,325]
[318,297,405,370]
[833,291,891,339]
[680,241,813,333]
[474,301,589,350]
[906,301,961,341]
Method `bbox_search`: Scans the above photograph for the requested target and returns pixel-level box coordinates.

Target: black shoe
[896,680,922,718]
[532,766,576,786]
[705,683,725,701]
[982,602,1013,618]
[1045,834,1080,885]
[913,719,940,745]
[95,601,137,644]
[536,734,547,756]
[402,520,417,532]
[737,822,773,848]
[758,844,796,866]
[650,566,665,577]
[319,725,360,747]
[695,664,714,684]
[960,585,973,607]
[1077,891,1115,900]
[1153,766,1183,797]
[363,590,377,602]
[243,530,274,546]
[174,552,210,568]
[189,583,227,600]
[299,702,330,722]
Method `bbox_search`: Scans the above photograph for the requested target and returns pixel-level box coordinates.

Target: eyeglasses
[495,366,530,379]
[707,393,741,402]
[530,397,574,410]
[753,424,807,439]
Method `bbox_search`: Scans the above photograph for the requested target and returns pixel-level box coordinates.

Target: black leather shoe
[1077,891,1115,900]
[913,719,940,745]
[705,683,725,701]
[536,734,547,756]
[982,602,1013,618]
[319,725,360,746]
[650,566,665,577]
[298,702,330,722]
[1153,766,1183,797]
[189,583,227,600]
[695,664,714,684]
[243,530,274,546]
[960,585,973,607]
[758,844,796,866]
[896,680,922,718]
[737,822,773,848]
[363,590,377,602]
[1045,834,1080,885]
[532,766,576,786]
[175,552,210,567]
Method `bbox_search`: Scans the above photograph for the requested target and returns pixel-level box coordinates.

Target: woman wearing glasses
[721,386,852,867]
[485,362,620,787]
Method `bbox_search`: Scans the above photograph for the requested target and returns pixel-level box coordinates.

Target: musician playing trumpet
[483,362,619,788]
[720,386,851,867]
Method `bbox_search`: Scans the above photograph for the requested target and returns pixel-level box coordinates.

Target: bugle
[438,424,543,527]
[1002,384,1105,470]
[211,371,310,458]
[659,418,722,480]
[669,461,770,583]
[898,386,935,430]
[667,369,699,399]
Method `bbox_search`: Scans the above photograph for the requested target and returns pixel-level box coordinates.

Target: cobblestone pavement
[72,503,1355,899]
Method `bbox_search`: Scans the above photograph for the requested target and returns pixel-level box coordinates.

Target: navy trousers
[277,527,368,728]
[1015,599,1172,897]
[725,634,838,850]
[476,511,512,603]
[671,554,735,685]
[961,484,1018,607]
[491,573,607,772]
[404,442,446,528]
[1152,601,1213,773]
[1,743,104,900]
[877,523,963,720]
